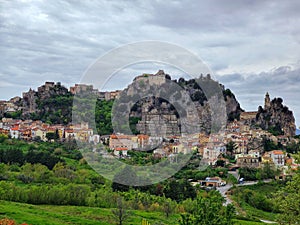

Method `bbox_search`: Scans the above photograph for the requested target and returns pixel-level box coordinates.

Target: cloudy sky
[1,0,300,126]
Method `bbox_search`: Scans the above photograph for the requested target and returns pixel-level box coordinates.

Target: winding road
[216,179,276,224]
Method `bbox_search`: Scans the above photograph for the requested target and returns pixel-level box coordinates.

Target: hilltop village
[0,72,299,181]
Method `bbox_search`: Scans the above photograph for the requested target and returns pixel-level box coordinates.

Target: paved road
[216,184,233,205]
[260,219,277,224]
[217,181,260,205]
[217,179,276,224]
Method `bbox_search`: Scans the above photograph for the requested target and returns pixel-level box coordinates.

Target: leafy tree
[112,166,138,192]
[275,154,300,224]
[2,149,24,165]
[263,137,278,151]
[111,197,131,225]
[216,159,226,167]
[226,141,237,156]
[286,142,300,154]
[164,179,196,202]
[95,100,114,135]
[0,134,8,143]
[46,132,56,141]
[179,191,235,225]
[162,198,175,218]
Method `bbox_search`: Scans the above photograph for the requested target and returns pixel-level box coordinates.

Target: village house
[113,147,128,157]
[32,127,47,141]
[248,149,261,158]
[171,143,184,154]
[269,150,285,167]
[20,128,32,140]
[199,177,226,187]
[75,128,94,142]
[0,128,9,136]
[64,129,77,141]
[236,154,260,168]
[89,134,100,144]
[10,125,20,139]
[202,141,226,165]
[109,134,134,151]
[261,153,275,167]
[136,134,149,149]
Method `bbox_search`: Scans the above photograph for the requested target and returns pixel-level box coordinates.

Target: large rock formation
[255,95,296,137]
[22,82,72,124]
[114,70,243,136]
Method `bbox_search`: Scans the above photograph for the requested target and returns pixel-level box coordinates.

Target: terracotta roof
[110,134,133,139]
[115,147,128,151]
[11,126,19,131]
[272,150,284,155]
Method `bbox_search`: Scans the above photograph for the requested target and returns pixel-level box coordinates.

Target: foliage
[230,182,284,222]
[95,100,114,135]
[0,200,182,225]
[129,117,141,135]
[45,131,59,141]
[262,137,278,152]
[239,166,278,181]
[285,141,300,154]
[275,153,300,224]
[35,94,73,124]
[3,111,22,119]
[164,179,196,203]
[112,166,139,192]
[179,191,235,225]
[233,188,278,213]
[226,141,238,156]
[0,134,8,143]
[111,197,131,225]
[268,125,284,136]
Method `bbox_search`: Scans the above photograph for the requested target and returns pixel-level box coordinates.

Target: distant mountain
[296,128,300,135]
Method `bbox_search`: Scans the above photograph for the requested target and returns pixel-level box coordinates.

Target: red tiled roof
[272,150,284,155]
[115,147,128,151]
[11,126,19,131]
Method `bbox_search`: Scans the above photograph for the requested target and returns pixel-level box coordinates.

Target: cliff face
[255,97,296,137]
[119,70,243,136]
[22,82,73,124]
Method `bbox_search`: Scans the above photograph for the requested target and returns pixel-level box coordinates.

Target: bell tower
[264,92,270,109]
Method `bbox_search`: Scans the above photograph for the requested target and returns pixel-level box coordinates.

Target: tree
[179,191,235,225]
[164,179,196,202]
[0,134,8,143]
[111,197,131,225]
[112,166,138,192]
[3,148,24,165]
[226,141,237,156]
[162,198,175,218]
[263,137,278,151]
[275,153,300,224]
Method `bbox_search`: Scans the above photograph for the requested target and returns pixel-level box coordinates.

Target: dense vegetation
[35,94,73,124]
[0,137,265,224]
[1,135,299,224]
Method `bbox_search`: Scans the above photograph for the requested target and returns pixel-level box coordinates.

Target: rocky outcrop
[255,97,296,137]
[115,70,243,136]
[21,82,72,124]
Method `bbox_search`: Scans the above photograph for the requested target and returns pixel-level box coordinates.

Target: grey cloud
[1,0,300,125]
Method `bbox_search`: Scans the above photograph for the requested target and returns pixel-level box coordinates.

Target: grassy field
[0,200,273,225]
[0,200,180,225]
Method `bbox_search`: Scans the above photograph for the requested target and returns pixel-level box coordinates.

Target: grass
[0,200,180,225]
[0,200,275,225]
